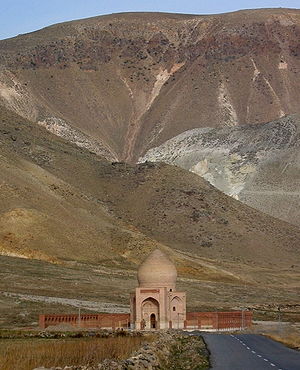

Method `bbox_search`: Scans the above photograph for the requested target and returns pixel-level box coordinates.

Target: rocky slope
[0,9,300,326]
[0,9,300,163]
[140,114,300,227]
[2,105,300,268]
[0,105,299,327]
[0,105,160,266]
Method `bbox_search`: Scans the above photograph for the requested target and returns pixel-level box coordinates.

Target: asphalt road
[194,333,300,370]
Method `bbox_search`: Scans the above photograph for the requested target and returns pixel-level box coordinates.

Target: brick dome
[137,249,177,288]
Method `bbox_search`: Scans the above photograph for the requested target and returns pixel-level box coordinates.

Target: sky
[0,0,299,40]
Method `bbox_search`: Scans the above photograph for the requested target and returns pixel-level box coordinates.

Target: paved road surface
[194,333,300,370]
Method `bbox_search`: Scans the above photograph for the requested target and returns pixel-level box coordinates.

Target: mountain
[140,114,300,227]
[2,105,299,267]
[0,105,299,327]
[0,9,300,327]
[0,9,300,163]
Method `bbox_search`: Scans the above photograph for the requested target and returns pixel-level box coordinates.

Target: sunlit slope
[0,9,300,162]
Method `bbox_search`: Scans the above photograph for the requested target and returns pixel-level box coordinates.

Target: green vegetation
[164,335,209,370]
[0,329,133,340]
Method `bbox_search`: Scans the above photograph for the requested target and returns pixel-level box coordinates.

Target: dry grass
[267,332,300,350]
[0,336,149,370]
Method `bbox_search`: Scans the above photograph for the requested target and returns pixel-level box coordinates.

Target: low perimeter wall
[39,311,252,330]
[185,311,253,331]
[39,313,130,329]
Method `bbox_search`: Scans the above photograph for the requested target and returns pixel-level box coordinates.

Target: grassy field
[265,325,300,350]
[268,332,300,350]
[0,335,150,370]
[1,255,299,330]
[165,335,210,370]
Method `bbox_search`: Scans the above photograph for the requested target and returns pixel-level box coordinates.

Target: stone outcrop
[140,114,300,228]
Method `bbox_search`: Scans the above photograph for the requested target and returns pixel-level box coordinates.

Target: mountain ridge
[4,7,299,41]
[1,8,300,324]
[1,8,300,162]
[0,104,299,327]
[1,105,299,268]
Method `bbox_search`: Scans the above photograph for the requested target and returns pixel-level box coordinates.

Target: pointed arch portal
[141,297,159,329]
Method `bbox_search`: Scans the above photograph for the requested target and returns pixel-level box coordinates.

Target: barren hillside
[1,9,300,162]
[0,9,300,327]
[141,115,300,227]
[0,105,299,326]
[1,105,299,266]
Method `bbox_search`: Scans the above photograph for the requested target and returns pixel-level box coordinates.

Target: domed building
[39,248,252,331]
[130,249,186,330]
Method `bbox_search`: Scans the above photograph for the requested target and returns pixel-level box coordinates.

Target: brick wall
[185,311,252,330]
[39,313,130,329]
[39,311,252,330]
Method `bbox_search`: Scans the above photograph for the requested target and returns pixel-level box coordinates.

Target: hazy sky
[0,0,299,40]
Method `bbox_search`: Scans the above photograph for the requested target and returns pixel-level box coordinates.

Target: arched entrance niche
[171,296,183,328]
[141,297,159,329]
